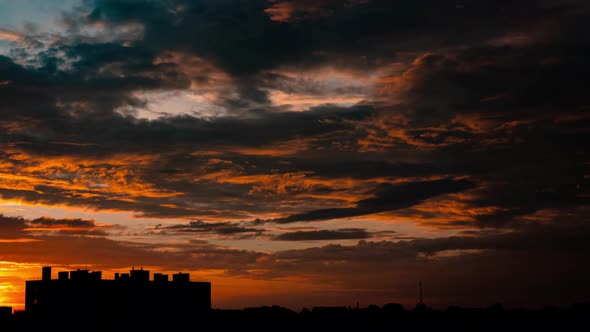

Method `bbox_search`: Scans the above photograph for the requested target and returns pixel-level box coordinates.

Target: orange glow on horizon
[0,262,347,311]
[0,262,44,310]
[0,238,41,243]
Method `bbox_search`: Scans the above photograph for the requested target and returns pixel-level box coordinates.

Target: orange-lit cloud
[264,0,367,22]
[269,90,365,111]
[0,28,23,41]
[0,150,183,212]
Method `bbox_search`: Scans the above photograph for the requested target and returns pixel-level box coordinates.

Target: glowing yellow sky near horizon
[0,262,40,310]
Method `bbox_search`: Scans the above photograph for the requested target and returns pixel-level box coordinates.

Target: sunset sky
[0,0,589,311]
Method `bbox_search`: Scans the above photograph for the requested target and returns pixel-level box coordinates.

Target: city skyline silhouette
[0,266,588,331]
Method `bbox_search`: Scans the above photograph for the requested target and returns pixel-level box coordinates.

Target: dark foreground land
[1,303,589,332]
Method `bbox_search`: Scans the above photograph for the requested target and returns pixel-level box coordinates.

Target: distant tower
[419,280,423,305]
[414,280,427,311]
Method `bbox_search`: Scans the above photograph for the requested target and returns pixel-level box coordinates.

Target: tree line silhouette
[1,302,589,332]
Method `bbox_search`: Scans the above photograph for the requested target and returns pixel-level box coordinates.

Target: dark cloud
[412,223,590,254]
[383,45,590,129]
[0,214,28,239]
[82,0,302,76]
[259,222,590,307]
[0,214,111,238]
[296,159,446,179]
[0,41,189,120]
[358,6,590,226]
[273,178,475,223]
[0,0,586,228]
[157,220,264,238]
[0,233,264,273]
[0,214,263,272]
[274,224,590,262]
[0,60,374,154]
[273,228,370,241]
[81,0,587,75]
[29,216,98,228]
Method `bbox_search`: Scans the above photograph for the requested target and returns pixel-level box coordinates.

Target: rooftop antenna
[419,280,423,305]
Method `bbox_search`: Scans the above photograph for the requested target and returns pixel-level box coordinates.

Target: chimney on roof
[130,267,150,282]
[172,272,190,283]
[42,266,51,281]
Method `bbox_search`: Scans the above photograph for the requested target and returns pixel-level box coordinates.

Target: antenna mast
[419,280,423,305]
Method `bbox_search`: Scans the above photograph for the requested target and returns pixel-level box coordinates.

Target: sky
[0,0,589,311]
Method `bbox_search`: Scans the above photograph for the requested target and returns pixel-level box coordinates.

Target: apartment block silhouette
[25,266,211,321]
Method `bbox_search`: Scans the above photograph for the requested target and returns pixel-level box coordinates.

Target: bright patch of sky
[124,90,229,120]
[0,0,81,53]
[0,0,80,32]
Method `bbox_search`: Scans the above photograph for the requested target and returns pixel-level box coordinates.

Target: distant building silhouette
[25,266,211,321]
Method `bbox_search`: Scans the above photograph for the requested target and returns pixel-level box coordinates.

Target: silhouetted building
[25,266,211,322]
[154,273,169,283]
[173,272,190,283]
[130,267,149,282]
[0,306,11,319]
